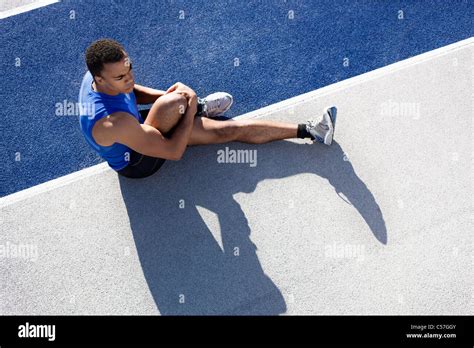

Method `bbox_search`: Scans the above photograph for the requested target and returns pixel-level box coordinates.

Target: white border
[1,37,472,208]
[0,0,60,20]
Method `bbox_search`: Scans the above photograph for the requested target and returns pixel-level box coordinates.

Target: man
[79,38,336,178]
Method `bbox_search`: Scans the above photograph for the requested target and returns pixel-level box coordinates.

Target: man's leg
[142,92,305,145]
[187,117,299,146]
[142,92,188,135]
[142,91,207,136]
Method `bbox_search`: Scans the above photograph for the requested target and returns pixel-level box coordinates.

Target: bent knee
[158,92,188,116]
[145,93,188,131]
[161,92,187,105]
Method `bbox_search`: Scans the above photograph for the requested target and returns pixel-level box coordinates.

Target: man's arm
[105,94,196,161]
[133,84,167,104]
[166,93,198,160]
[134,82,197,105]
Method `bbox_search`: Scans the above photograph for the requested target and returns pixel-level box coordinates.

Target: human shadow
[118,138,386,315]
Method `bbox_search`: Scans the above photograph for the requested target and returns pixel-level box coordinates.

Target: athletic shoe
[199,92,233,118]
[306,106,337,145]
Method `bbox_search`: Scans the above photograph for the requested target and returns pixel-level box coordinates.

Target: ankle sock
[297,123,314,139]
[196,98,205,116]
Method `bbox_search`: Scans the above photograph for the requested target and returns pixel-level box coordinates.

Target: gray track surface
[1,41,472,315]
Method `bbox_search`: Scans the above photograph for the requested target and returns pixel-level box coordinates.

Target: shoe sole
[323,106,337,145]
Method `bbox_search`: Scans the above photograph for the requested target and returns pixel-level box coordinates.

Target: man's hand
[186,93,198,116]
[166,82,197,100]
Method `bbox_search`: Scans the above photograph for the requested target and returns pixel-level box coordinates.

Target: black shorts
[117,108,167,179]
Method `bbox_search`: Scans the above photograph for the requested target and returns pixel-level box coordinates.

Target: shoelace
[203,98,222,114]
[306,120,329,131]
[306,120,316,130]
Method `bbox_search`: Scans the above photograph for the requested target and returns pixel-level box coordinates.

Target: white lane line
[0,0,60,20]
[234,37,473,121]
[0,163,111,208]
[1,37,472,207]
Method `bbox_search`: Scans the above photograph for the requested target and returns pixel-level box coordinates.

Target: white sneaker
[199,92,233,118]
[306,106,337,146]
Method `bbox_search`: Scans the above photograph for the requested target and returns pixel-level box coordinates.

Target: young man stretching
[79,39,337,178]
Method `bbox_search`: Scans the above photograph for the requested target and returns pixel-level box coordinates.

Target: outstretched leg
[187,117,298,146]
[142,93,315,146]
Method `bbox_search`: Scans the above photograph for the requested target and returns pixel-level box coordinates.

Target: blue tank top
[78,71,144,171]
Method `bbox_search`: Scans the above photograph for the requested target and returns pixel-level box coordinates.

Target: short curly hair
[85,38,126,79]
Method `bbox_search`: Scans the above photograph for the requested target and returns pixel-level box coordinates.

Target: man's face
[94,52,135,94]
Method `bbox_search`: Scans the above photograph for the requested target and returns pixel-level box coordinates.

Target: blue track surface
[1,0,473,197]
